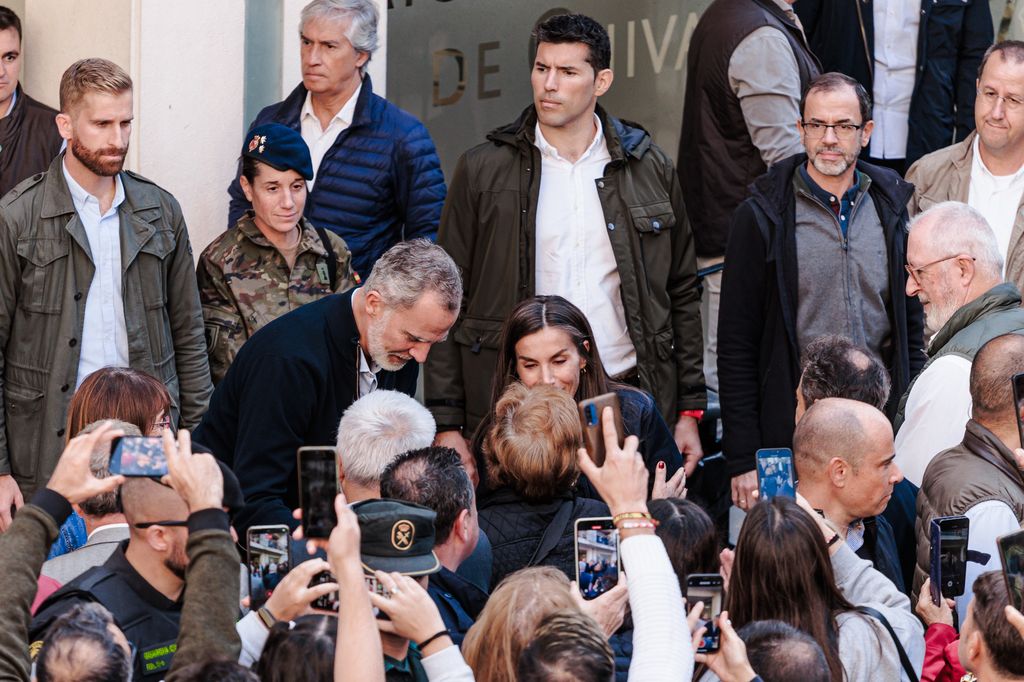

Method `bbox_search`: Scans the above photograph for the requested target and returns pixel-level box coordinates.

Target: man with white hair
[194,239,461,535]
[226,0,445,277]
[335,390,435,502]
[895,201,1024,485]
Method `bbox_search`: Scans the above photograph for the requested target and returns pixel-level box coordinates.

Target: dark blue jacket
[427,566,488,647]
[192,289,419,534]
[227,75,446,276]
[856,514,907,595]
[795,0,992,165]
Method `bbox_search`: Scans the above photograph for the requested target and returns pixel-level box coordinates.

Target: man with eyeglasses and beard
[718,72,925,514]
[907,41,1024,297]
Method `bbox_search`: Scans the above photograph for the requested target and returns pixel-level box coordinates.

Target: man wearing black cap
[30,433,245,679]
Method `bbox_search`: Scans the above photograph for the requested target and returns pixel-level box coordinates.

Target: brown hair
[517,611,613,681]
[970,571,1024,677]
[59,58,132,113]
[65,367,171,441]
[649,497,720,594]
[485,382,581,500]
[462,567,580,682]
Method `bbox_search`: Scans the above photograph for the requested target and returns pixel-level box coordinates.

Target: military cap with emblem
[352,498,441,576]
[242,122,314,181]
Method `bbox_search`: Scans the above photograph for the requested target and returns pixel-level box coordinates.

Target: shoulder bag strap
[854,605,919,682]
[315,226,338,287]
[528,500,575,567]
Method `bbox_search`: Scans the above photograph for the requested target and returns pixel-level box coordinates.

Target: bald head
[971,333,1024,426]
[793,398,893,478]
[120,477,189,529]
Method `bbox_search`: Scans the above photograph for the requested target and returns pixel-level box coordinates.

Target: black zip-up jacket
[795,0,992,165]
[718,155,925,476]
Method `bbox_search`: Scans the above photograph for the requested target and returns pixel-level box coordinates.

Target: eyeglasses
[977,87,1024,111]
[133,520,189,529]
[904,254,975,283]
[152,415,171,432]
[800,121,864,140]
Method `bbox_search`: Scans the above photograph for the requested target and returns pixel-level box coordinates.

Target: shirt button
[597,180,605,188]
[69,338,77,347]
[607,222,615,231]
[57,428,65,437]
[74,292,82,301]
[60,384,69,393]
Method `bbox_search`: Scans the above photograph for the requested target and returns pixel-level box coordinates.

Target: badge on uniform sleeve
[316,261,330,285]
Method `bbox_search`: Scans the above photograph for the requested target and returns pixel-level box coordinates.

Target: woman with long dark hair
[472,295,681,499]
[719,497,923,682]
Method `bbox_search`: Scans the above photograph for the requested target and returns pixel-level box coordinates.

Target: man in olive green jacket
[0,58,211,523]
[424,14,705,476]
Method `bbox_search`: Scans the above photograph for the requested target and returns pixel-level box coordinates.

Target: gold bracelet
[612,511,655,526]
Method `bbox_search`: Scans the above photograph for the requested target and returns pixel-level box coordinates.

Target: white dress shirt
[870,0,920,160]
[300,82,361,188]
[3,87,16,118]
[533,115,636,376]
[894,355,973,486]
[958,499,1020,614]
[969,135,1024,266]
[63,162,129,389]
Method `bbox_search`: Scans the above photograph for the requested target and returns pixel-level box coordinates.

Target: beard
[366,310,413,372]
[71,137,127,176]
[164,547,188,580]
[810,143,859,177]
[923,291,962,335]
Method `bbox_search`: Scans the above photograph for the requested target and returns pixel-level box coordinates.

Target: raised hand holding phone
[160,429,223,512]
[47,421,127,505]
[694,610,757,682]
[576,406,647,518]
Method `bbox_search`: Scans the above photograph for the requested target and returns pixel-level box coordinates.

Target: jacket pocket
[654,326,674,361]
[453,316,504,354]
[629,202,676,234]
[138,228,175,309]
[16,238,69,314]
[4,382,44,478]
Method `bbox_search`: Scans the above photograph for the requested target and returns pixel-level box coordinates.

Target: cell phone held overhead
[297,446,339,539]
[574,517,620,601]
[687,573,724,653]
[247,525,291,611]
[109,436,168,477]
[578,392,625,467]
[755,448,796,500]
[1012,372,1024,449]
[998,528,1024,613]
[930,515,970,605]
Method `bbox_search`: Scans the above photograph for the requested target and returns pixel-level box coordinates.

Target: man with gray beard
[718,72,925,513]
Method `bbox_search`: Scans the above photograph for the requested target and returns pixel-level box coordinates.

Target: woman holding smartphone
[196,123,357,385]
[471,295,683,500]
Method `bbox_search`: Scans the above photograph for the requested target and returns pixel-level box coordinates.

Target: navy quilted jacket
[227,75,446,276]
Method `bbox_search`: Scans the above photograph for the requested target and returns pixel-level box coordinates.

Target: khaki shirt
[197,214,356,384]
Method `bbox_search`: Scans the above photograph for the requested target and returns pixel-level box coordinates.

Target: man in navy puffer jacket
[227,0,445,276]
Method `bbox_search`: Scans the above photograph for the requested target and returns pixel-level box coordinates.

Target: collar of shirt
[533,113,605,164]
[845,518,866,552]
[350,288,381,376]
[799,163,862,217]
[3,87,17,118]
[972,134,1024,185]
[771,0,794,11]
[86,522,129,543]
[62,157,126,215]
[301,82,362,134]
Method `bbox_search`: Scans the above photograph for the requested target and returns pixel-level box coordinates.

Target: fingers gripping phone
[687,574,724,653]
[574,518,620,601]
[578,393,625,467]
[297,446,339,539]
[755,448,796,500]
[998,528,1024,612]
[1012,373,1024,449]
[310,572,391,616]
[247,525,291,611]
[109,436,168,477]
[930,515,970,605]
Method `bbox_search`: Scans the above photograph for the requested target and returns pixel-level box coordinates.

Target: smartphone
[109,436,168,477]
[310,570,339,611]
[755,448,796,500]
[246,525,291,611]
[574,517,620,600]
[365,575,392,620]
[998,528,1024,612]
[930,515,970,604]
[687,573,724,653]
[578,393,625,467]
[297,446,339,539]
[1012,373,1024,449]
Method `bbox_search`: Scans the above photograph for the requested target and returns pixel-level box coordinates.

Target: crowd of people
[3,0,1024,680]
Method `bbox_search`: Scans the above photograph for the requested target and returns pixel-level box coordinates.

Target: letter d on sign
[433,48,466,107]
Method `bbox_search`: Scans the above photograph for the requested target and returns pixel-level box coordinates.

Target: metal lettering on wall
[387,0,712,178]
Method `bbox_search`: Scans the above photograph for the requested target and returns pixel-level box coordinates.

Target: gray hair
[335,390,436,487]
[363,239,462,313]
[300,0,379,76]
[78,419,141,517]
[908,201,1004,278]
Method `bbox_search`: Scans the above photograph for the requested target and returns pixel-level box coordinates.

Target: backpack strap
[315,226,338,288]
[854,606,919,682]
[528,500,575,567]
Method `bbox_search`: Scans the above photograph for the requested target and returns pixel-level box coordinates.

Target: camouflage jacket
[197,213,356,384]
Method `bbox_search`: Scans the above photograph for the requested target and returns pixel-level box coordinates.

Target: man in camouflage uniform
[198,123,356,384]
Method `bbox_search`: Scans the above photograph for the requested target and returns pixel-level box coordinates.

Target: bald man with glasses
[718,71,925,512]
[908,41,1024,297]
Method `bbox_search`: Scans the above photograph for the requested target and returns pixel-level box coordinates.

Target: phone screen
[298,447,339,539]
[756,448,796,500]
[931,516,970,600]
[1013,373,1024,449]
[999,529,1024,612]
[110,436,168,477]
[310,570,339,611]
[247,525,291,611]
[575,518,620,600]
[687,574,724,653]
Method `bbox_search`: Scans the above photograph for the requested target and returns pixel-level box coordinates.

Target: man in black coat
[718,73,925,510]
[193,240,461,533]
[795,0,993,169]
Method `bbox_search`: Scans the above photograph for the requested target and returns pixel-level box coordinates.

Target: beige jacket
[905,130,1024,291]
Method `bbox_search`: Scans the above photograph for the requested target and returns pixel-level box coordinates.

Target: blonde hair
[59,58,132,113]
[462,567,580,682]
[485,382,581,500]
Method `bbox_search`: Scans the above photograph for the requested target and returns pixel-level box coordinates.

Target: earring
[581,366,588,375]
